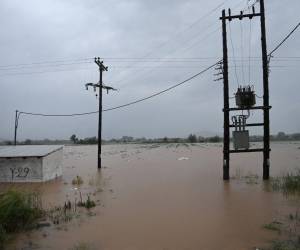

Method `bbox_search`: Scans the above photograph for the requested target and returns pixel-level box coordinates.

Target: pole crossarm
[220,13,261,21]
[94,57,108,71]
[219,7,260,21]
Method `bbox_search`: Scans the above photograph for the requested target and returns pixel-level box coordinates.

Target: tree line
[1,131,299,145]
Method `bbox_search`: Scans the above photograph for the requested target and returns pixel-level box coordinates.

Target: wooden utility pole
[222,9,230,180]
[259,0,270,180]
[85,58,116,169]
[220,0,271,180]
[97,58,105,170]
[14,110,18,146]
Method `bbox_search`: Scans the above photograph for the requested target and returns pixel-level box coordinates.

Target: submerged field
[1,142,300,250]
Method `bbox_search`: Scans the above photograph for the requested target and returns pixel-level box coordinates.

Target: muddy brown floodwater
[2,142,300,250]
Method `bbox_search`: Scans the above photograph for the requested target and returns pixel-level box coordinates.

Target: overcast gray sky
[0,0,299,141]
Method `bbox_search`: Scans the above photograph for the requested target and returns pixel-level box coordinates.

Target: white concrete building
[0,145,63,182]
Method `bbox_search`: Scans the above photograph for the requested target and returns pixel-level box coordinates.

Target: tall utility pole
[14,110,18,146]
[85,57,116,169]
[220,0,271,180]
[260,0,270,180]
[221,9,230,180]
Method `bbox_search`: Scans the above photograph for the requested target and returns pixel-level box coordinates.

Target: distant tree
[5,141,12,145]
[208,136,221,143]
[43,138,51,143]
[86,137,97,144]
[163,137,168,143]
[77,136,97,144]
[121,136,134,143]
[24,139,32,145]
[276,132,287,141]
[187,134,197,143]
[70,134,78,144]
[198,136,205,143]
[291,133,300,140]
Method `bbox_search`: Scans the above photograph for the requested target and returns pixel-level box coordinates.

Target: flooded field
[2,142,300,250]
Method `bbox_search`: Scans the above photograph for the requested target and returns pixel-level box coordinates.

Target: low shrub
[0,190,43,248]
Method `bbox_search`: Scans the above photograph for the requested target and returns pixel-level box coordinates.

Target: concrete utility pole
[85,57,116,169]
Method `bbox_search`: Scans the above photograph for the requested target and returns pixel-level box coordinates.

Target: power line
[0,58,93,69]
[103,62,219,111]
[268,22,300,59]
[248,18,252,83]
[12,14,300,117]
[19,110,98,117]
[17,61,219,117]
[228,22,240,86]
[1,60,299,77]
[109,0,231,84]
[106,0,247,87]
[240,21,246,84]
[0,61,93,71]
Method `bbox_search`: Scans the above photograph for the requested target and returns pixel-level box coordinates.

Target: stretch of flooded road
[3,142,300,250]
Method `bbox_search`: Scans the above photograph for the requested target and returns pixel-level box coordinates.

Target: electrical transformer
[235,85,256,108]
[232,115,250,150]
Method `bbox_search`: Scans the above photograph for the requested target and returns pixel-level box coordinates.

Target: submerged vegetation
[70,242,94,250]
[0,189,97,249]
[72,175,84,185]
[271,170,300,195]
[266,240,300,250]
[77,195,96,209]
[262,214,300,250]
[262,171,300,250]
[263,221,282,232]
[0,190,43,249]
[231,168,259,185]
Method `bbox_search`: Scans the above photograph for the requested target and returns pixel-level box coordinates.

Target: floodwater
[2,142,300,250]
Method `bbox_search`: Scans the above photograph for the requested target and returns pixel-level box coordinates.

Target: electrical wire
[228,22,240,86]
[107,0,247,87]
[1,60,298,77]
[0,61,93,71]
[248,18,252,83]
[19,110,98,117]
[104,62,219,111]
[17,61,219,117]
[108,0,231,85]
[268,22,300,61]
[240,21,246,84]
[0,58,93,69]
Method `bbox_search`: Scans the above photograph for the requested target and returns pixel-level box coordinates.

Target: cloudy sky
[0,0,299,141]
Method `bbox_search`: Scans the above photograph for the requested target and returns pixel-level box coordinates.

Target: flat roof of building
[0,145,63,158]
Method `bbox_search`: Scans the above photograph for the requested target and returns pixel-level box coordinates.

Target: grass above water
[271,170,300,195]
[261,170,300,250]
[0,189,97,249]
[72,175,84,185]
[0,190,44,249]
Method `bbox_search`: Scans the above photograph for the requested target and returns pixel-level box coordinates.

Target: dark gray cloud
[0,0,299,140]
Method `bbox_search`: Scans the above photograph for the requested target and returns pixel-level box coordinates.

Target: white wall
[42,148,63,181]
[0,148,63,182]
[0,157,42,182]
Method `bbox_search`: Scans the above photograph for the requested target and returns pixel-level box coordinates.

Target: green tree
[24,139,32,145]
[187,134,197,143]
[276,132,287,141]
[208,136,221,143]
[70,134,78,144]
